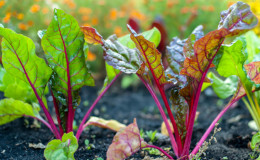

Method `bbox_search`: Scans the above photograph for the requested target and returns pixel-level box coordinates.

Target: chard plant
[0,8,160,159]
[83,2,258,159]
[204,30,260,132]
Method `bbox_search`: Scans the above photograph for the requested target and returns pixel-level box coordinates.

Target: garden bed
[0,83,255,160]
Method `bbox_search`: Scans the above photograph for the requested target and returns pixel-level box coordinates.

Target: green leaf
[44,132,78,160]
[118,27,161,49]
[251,132,260,150]
[244,31,260,62]
[205,72,238,99]
[99,63,120,93]
[41,9,94,106]
[0,26,52,98]
[0,98,39,125]
[214,38,247,80]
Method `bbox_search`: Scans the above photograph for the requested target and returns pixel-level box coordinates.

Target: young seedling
[82,2,258,159]
[0,9,160,159]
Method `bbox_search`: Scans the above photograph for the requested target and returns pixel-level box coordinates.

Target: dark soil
[0,82,257,160]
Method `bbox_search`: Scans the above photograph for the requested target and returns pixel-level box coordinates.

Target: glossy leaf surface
[41,9,94,100]
[0,27,52,98]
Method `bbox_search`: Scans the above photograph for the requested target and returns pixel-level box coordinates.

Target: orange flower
[87,51,96,61]
[3,12,11,23]
[98,0,105,5]
[114,26,122,36]
[181,7,189,14]
[42,7,49,14]
[82,23,91,27]
[68,1,76,9]
[167,0,174,8]
[17,13,24,20]
[81,15,89,21]
[109,8,117,20]
[18,23,28,31]
[34,0,40,2]
[118,11,126,18]
[27,21,34,27]
[130,10,146,21]
[91,17,99,25]
[79,7,92,15]
[0,0,5,8]
[30,4,40,13]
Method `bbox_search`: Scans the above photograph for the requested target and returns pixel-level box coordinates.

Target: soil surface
[0,82,257,160]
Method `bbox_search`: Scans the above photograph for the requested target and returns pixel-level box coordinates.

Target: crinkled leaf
[0,98,39,125]
[85,116,126,132]
[244,61,260,85]
[41,9,94,106]
[118,27,161,49]
[127,25,166,84]
[218,1,258,36]
[81,26,103,45]
[44,132,78,160]
[103,35,143,74]
[170,89,187,142]
[204,72,238,99]
[107,119,148,160]
[0,27,52,98]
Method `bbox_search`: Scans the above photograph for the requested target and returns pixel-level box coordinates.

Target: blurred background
[0,0,259,79]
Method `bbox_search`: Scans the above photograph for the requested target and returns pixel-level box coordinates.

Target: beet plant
[83,2,258,159]
[0,8,160,159]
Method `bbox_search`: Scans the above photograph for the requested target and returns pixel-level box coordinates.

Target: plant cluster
[0,1,259,160]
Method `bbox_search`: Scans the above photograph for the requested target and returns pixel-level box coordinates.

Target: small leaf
[44,132,78,160]
[244,61,260,85]
[107,119,147,160]
[0,26,52,98]
[251,132,260,150]
[85,116,126,132]
[218,1,258,35]
[127,25,166,84]
[81,26,104,45]
[0,98,39,125]
[206,72,238,99]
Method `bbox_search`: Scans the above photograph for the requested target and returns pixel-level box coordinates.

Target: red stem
[57,25,74,133]
[138,75,179,157]
[181,39,225,156]
[11,42,61,139]
[51,90,64,136]
[76,72,121,140]
[142,144,174,159]
[190,100,235,156]
[136,40,182,152]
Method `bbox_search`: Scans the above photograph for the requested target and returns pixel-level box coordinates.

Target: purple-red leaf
[107,119,147,160]
[218,1,258,36]
[127,25,167,85]
[244,61,260,84]
[81,26,104,45]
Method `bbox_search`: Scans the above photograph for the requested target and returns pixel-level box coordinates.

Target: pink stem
[57,25,74,133]
[142,144,174,160]
[23,115,53,132]
[190,100,235,156]
[11,44,61,139]
[181,38,225,156]
[51,90,64,136]
[76,72,121,140]
[138,75,179,156]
